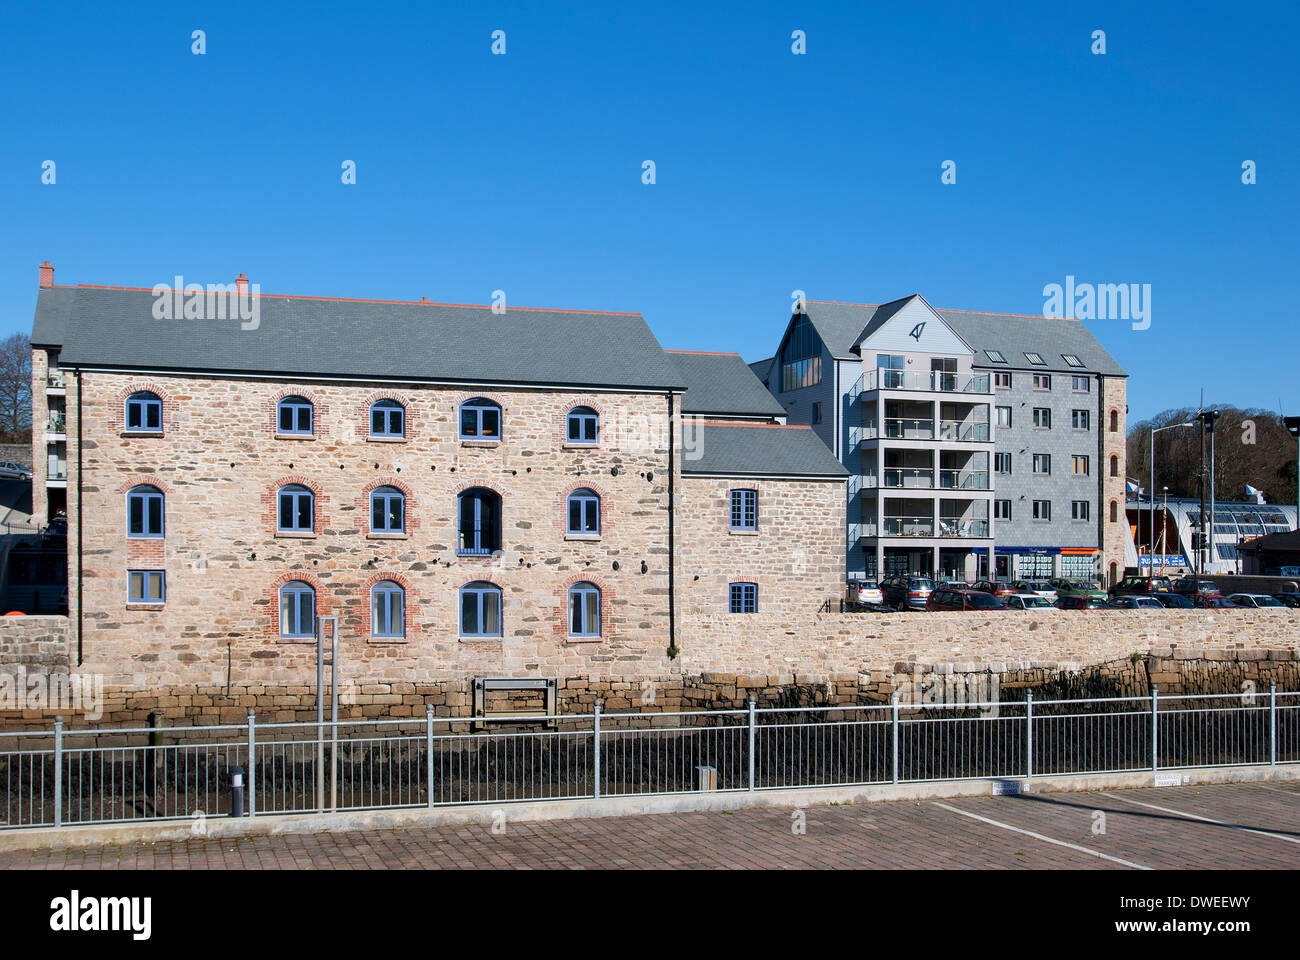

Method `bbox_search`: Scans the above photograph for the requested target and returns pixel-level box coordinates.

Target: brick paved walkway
[2,781,1296,869]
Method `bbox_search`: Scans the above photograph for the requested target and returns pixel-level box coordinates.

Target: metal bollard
[230,765,245,818]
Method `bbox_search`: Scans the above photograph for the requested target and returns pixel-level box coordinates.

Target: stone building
[28,265,846,693]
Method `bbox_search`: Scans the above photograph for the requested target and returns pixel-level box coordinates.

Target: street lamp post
[1150,421,1196,577]
[1198,411,1221,572]
[1286,417,1300,531]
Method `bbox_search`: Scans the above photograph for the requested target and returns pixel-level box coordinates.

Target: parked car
[1108,595,1165,610]
[970,579,1018,601]
[1153,593,1195,609]
[1056,580,1107,601]
[879,575,935,611]
[846,579,884,606]
[926,588,1005,612]
[1226,593,1287,609]
[1110,576,1172,597]
[1272,593,1300,609]
[0,461,32,480]
[42,517,68,543]
[1195,595,1241,609]
[1005,593,1056,611]
[1172,578,1221,598]
[1013,580,1058,603]
[1055,595,1109,611]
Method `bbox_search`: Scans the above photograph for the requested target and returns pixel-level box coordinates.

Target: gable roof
[35,284,687,392]
[682,422,848,479]
[666,351,787,418]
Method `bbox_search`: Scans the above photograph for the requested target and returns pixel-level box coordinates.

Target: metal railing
[881,516,934,536]
[938,518,991,538]
[2,690,1295,829]
[939,469,990,490]
[884,418,935,440]
[883,468,934,489]
[938,420,991,442]
[857,371,992,395]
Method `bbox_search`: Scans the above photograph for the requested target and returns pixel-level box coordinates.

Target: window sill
[562,442,600,451]
[565,636,602,645]
[564,533,602,542]
[366,532,409,540]
[275,530,318,539]
[277,636,315,645]
[729,528,759,536]
[121,431,164,439]
[367,436,407,443]
[368,636,407,645]
[459,635,503,643]
[276,433,316,441]
[460,439,501,448]
[126,603,165,611]
[457,550,500,559]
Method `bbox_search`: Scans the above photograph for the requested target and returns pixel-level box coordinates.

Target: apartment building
[752,294,1128,585]
[29,264,844,683]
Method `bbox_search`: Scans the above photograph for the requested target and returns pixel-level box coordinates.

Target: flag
[1126,479,1141,494]
[1246,484,1265,504]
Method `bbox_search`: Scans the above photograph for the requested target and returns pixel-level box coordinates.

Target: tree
[0,333,32,443]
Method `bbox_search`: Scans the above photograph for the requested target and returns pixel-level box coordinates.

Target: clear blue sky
[2,1,1296,423]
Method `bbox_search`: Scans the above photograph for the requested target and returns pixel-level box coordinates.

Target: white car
[0,461,32,480]
[1015,580,1059,603]
[1005,593,1056,611]
[1227,593,1286,609]
[847,580,884,606]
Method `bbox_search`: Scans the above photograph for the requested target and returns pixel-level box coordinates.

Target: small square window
[1032,500,1051,521]
[1033,374,1051,390]
[995,453,1011,474]
[1072,455,1090,476]
[1071,375,1091,392]
[1072,500,1090,520]
[994,372,1012,390]
[1033,454,1051,475]
[128,570,165,603]
[729,582,758,613]
[994,500,1011,520]
[1033,407,1051,429]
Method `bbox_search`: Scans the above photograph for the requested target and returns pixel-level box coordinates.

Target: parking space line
[1098,791,1300,845]
[931,802,1151,869]
[1249,784,1299,797]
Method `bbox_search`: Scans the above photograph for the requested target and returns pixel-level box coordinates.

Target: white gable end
[861,299,971,356]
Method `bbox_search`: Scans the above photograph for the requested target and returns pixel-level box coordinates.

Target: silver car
[1227,594,1286,609]
[0,461,31,480]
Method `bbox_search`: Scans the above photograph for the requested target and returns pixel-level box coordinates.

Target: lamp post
[1150,421,1196,577]
[1198,411,1221,572]
[1286,417,1300,531]
[1160,485,1169,573]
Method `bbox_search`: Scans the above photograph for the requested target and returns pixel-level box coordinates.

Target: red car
[971,580,1018,601]
[1195,595,1241,610]
[1056,595,1109,611]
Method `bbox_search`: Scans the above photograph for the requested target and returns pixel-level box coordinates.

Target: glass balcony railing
[866,370,992,394]
[883,468,934,489]
[938,470,990,490]
[47,418,66,434]
[938,420,991,442]
[46,373,65,389]
[884,418,935,440]
[882,517,935,537]
[937,519,991,538]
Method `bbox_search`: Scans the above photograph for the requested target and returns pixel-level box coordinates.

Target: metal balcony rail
[883,468,934,489]
[884,418,935,440]
[46,374,65,389]
[938,420,990,442]
[47,418,66,434]
[939,470,990,490]
[938,518,991,538]
[881,516,934,536]
[2,690,1294,829]
[857,371,993,394]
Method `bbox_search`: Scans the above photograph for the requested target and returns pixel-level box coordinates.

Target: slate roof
[666,351,787,418]
[682,423,848,478]
[35,284,687,392]
[792,298,1127,376]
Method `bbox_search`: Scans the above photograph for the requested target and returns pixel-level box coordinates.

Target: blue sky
[2,1,1296,422]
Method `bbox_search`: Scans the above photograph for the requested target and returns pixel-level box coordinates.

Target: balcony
[938,518,991,538]
[883,417,935,440]
[882,516,935,537]
[46,373,66,391]
[860,370,992,395]
[938,420,990,442]
[883,468,934,489]
[47,416,66,435]
[939,470,990,490]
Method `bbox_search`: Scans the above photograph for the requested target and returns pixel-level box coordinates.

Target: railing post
[891,693,900,784]
[1150,686,1159,772]
[1025,691,1034,779]
[592,700,601,800]
[1269,681,1277,766]
[748,698,756,792]
[53,715,63,828]
[426,703,435,808]
[247,708,257,817]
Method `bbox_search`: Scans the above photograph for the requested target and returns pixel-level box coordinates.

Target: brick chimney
[236,273,248,297]
[39,260,54,288]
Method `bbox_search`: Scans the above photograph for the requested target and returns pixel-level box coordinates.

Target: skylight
[1062,354,1084,367]
[1024,352,1045,365]
[984,350,1007,364]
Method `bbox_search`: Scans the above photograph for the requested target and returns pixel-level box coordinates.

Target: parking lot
[2,780,1295,870]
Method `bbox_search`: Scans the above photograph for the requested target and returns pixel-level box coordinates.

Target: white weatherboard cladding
[861,299,971,357]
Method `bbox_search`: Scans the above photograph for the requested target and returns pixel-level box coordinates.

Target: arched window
[459,398,501,439]
[370,486,405,533]
[280,581,315,638]
[1109,410,1119,433]
[1108,562,1119,585]
[458,488,501,555]
[1110,500,1119,523]
[1109,455,1119,478]
[729,582,758,613]
[278,484,314,532]
[371,580,404,638]
[568,582,601,637]
[125,391,163,433]
[460,581,502,637]
[126,485,164,538]
[566,406,599,444]
[277,396,313,435]
[370,399,405,437]
[567,488,600,534]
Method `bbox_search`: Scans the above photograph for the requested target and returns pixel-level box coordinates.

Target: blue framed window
[280,581,315,638]
[125,391,163,433]
[370,399,405,437]
[460,581,502,637]
[730,489,757,530]
[128,570,165,603]
[370,486,405,533]
[458,488,501,555]
[127,485,164,538]
[277,396,313,435]
[459,398,501,439]
[278,484,314,532]
[729,582,758,613]
[567,488,600,534]
[371,580,405,638]
[566,406,598,444]
[568,582,601,637]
